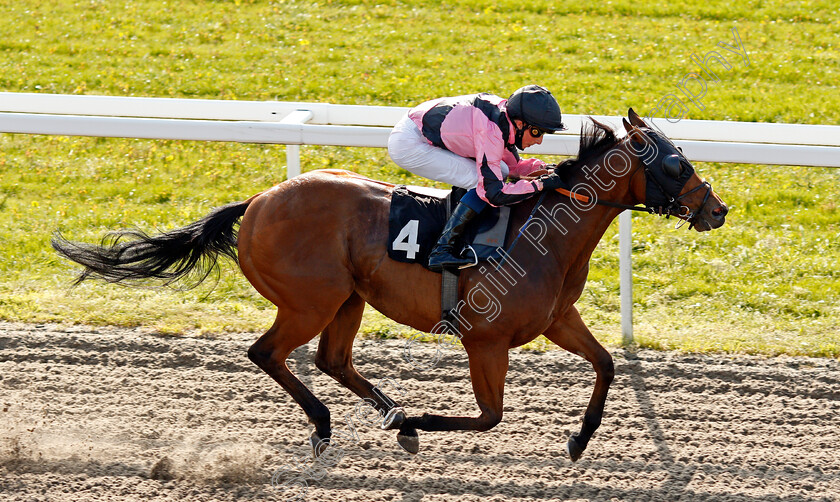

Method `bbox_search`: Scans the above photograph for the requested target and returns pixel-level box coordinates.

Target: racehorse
[52,109,727,462]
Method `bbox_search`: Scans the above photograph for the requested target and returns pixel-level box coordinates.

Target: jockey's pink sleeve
[408,94,543,206]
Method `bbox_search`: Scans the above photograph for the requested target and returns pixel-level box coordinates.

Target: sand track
[1,321,838,501]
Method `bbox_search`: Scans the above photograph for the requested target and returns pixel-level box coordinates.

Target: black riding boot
[427,202,479,271]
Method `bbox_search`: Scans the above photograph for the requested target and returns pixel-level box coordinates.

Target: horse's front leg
[542,305,615,461]
[398,342,509,452]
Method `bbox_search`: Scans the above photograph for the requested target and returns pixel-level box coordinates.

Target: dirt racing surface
[1,321,838,501]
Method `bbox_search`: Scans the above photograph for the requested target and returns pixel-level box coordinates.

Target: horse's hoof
[397,429,419,454]
[566,434,584,462]
[380,406,406,430]
[309,430,328,459]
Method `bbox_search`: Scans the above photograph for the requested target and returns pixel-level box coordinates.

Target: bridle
[588,136,714,230]
[498,138,714,271]
[595,165,713,230]
[499,126,715,270]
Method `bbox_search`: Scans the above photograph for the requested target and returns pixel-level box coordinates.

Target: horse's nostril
[712,205,729,219]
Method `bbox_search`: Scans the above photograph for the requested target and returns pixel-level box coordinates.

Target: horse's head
[622,108,728,231]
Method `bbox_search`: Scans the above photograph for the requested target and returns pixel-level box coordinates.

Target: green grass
[0,0,838,357]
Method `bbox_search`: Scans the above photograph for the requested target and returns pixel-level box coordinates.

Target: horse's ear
[624,115,653,149]
[628,108,646,128]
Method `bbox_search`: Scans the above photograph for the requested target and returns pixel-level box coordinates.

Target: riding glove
[538,173,569,191]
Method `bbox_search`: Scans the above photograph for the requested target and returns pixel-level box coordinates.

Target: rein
[495,126,717,269]
[555,161,715,230]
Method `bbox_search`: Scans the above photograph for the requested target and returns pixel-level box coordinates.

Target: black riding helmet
[507,85,566,131]
[506,85,566,149]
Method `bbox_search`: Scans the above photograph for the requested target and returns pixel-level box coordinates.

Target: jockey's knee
[460,189,489,213]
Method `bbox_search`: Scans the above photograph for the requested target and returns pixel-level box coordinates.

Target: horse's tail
[52,197,255,288]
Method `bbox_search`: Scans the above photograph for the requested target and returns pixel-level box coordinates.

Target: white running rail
[3,92,839,342]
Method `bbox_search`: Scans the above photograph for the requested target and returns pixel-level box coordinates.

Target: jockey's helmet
[506,85,567,132]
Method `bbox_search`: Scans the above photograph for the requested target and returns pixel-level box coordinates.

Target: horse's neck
[545,149,639,271]
[562,201,622,273]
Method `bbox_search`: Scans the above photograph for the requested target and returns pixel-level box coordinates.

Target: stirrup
[458,245,479,269]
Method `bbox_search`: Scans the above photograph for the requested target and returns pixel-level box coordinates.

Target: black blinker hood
[642,131,694,209]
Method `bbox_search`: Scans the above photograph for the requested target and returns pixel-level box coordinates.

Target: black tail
[52,200,251,288]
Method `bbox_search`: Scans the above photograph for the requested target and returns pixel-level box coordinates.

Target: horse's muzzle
[695,202,728,232]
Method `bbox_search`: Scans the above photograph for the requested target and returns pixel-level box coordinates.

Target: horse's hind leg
[398,340,510,452]
[542,305,615,462]
[315,292,407,431]
[247,311,336,445]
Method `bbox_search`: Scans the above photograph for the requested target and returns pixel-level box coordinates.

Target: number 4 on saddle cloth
[387,185,512,270]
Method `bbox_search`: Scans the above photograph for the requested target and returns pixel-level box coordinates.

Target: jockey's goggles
[528,126,552,138]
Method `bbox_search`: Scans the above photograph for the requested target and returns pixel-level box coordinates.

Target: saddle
[387,185,512,270]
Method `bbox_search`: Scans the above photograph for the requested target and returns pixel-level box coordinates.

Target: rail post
[279,109,314,178]
[619,210,633,344]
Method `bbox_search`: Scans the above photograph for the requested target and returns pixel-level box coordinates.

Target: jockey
[388,85,569,271]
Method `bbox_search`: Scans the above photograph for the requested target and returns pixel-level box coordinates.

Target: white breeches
[387,114,508,189]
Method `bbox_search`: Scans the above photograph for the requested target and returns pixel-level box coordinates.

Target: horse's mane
[556,118,620,181]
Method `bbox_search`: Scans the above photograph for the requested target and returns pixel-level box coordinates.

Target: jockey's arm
[476,154,544,207]
[470,112,546,207]
[504,152,548,179]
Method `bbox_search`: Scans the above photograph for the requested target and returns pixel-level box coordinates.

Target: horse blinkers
[641,134,713,229]
[662,154,682,179]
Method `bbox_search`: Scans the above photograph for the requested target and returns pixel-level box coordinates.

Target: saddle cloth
[387,185,511,269]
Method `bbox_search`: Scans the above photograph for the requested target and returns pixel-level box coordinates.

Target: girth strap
[440,269,460,333]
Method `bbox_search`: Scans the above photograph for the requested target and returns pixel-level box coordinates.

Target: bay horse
[52,109,727,462]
